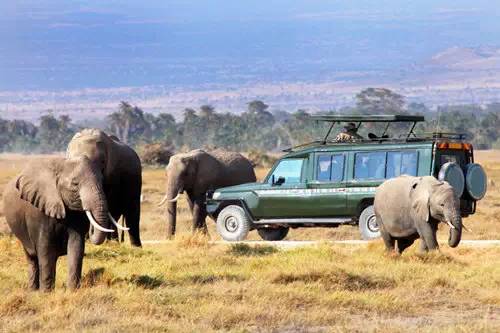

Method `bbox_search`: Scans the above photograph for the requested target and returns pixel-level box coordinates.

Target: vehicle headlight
[212,191,221,199]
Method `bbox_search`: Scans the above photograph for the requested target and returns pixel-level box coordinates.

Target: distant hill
[3,45,500,122]
[429,46,500,70]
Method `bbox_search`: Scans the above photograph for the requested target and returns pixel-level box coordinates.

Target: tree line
[2,88,500,153]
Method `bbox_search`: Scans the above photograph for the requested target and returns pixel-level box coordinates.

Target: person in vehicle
[335,122,363,142]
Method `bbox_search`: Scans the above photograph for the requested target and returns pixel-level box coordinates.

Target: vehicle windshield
[267,158,304,184]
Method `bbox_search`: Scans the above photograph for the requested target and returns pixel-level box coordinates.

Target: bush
[247,150,278,168]
[138,143,174,166]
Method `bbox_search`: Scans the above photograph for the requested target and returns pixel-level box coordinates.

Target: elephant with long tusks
[2,156,127,291]
[67,128,143,247]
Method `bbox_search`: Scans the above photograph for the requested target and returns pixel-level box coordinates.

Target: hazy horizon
[1,1,500,121]
[2,1,499,91]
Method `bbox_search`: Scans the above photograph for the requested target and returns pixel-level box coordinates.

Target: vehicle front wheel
[358,205,380,240]
[257,227,289,241]
[216,205,251,241]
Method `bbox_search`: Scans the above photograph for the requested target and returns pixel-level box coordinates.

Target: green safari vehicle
[206,115,487,241]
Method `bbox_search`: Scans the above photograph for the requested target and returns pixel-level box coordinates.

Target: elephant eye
[440,203,445,207]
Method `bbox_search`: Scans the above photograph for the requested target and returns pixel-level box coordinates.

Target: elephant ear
[410,179,430,223]
[15,159,66,219]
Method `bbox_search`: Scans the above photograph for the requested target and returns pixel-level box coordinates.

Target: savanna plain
[0,151,499,332]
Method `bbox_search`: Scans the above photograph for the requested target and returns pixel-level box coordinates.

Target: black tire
[358,205,380,240]
[216,205,251,241]
[257,227,289,241]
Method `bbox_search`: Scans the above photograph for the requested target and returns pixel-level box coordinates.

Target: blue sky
[1,1,498,90]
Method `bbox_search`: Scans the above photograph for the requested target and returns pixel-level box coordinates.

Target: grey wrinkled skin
[3,156,111,291]
[374,175,462,254]
[164,149,256,238]
[67,129,142,247]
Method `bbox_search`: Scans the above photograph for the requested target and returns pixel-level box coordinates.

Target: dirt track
[143,239,500,249]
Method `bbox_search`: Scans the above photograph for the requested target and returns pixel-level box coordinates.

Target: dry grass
[0,152,499,332]
[0,238,498,332]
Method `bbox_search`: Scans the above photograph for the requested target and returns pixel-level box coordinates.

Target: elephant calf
[374,176,462,254]
[159,149,256,238]
[3,156,121,291]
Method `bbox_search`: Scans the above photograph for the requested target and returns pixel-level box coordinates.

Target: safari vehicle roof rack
[312,114,425,145]
[427,132,468,140]
[282,114,428,152]
[310,115,425,123]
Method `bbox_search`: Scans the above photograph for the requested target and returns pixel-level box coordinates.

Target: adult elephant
[159,149,256,238]
[3,156,122,291]
[374,175,462,254]
[67,129,142,247]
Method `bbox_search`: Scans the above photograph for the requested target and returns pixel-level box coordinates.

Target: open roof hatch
[312,114,425,144]
[283,114,426,152]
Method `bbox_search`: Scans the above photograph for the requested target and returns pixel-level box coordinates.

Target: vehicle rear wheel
[257,227,289,241]
[358,205,380,240]
[216,205,251,241]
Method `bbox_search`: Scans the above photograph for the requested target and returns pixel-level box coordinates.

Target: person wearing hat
[334,122,363,142]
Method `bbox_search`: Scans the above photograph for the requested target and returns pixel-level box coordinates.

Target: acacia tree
[107,101,150,145]
[145,112,177,144]
[356,88,405,114]
[37,114,76,152]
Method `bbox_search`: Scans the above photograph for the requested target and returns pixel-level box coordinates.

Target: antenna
[435,107,442,135]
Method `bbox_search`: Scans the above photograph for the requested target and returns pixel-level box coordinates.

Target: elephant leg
[419,239,429,253]
[396,237,416,254]
[66,229,85,290]
[124,199,142,247]
[37,247,58,292]
[379,227,395,252]
[23,248,39,290]
[417,223,439,252]
[192,196,208,234]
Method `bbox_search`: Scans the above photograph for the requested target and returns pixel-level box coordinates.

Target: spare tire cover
[438,162,465,197]
[465,163,487,200]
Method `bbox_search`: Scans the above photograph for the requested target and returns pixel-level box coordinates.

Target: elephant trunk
[166,201,177,238]
[447,213,462,248]
[80,182,111,245]
[165,177,182,239]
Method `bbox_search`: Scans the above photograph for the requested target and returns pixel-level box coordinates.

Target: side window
[269,159,304,184]
[316,154,345,182]
[387,151,418,178]
[401,151,418,176]
[331,155,345,182]
[386,152,402,178]
[354,152,387,180]
[317,155,332,181]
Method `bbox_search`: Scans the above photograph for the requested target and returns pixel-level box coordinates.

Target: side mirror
[273,176,286,186]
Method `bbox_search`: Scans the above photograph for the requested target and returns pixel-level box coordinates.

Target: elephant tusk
[158,194,169,207]
[85,211,115,233]
[462,224,472,233]
[108,213,129,231]
[168,193,181,202]
[158,193,181,206]
[445,220,456,229]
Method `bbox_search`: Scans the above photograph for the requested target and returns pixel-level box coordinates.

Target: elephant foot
[40,284,55,293]
[130,240,142,247]
[67,280,81,290]
[28,283,40,291]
